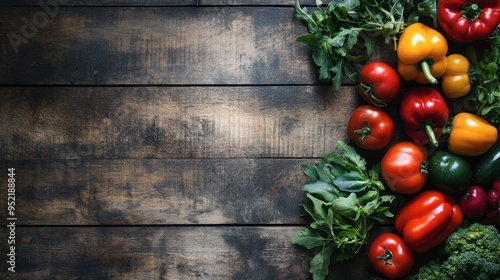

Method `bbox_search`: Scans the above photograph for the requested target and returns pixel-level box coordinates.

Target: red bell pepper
[399,87,449,147]
[437,0,500,42]
[395,190,464,253]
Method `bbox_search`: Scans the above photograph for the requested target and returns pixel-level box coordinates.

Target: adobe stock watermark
[7,0,68,54]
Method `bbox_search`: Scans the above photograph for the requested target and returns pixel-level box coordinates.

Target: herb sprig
[292,140,399,280]
[466,27,500,126]
[294,0,436,92]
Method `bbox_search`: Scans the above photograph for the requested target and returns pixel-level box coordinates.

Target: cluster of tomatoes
[346,61,425,279]
[348,61,434,194]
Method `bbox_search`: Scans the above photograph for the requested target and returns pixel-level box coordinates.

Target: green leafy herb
[292,140,399,280]
[466,27,500,125]
[294,0,436,92]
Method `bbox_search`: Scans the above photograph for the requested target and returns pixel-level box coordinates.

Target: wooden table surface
[0,1,453,279]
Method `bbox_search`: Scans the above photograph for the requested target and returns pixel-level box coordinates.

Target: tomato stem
[376,248,393,265]
[420,161,428,174]
[359,83,387,107]
[354,120,374,142]
[420,60,437,85]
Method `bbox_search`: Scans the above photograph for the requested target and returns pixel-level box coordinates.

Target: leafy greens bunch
[466,27,500,125]
[291,141,398,280]
[294,0,436,92]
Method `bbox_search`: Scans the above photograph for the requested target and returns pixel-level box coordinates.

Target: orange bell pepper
[397,23,448,85]
[441,54,471,98]
[394,190,463,253]
[446,112,498,156]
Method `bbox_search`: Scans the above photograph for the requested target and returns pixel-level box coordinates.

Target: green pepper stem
[462,3,482,21]
[441,121,453,135]
[420,61,438,85]
[424,124,439,147]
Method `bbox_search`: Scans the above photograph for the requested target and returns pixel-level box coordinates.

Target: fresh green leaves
[294,0,436,92]
[466,27,500,125]
[292,140,398,280]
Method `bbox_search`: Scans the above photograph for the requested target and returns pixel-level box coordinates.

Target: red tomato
[380,141,428,194]
[347,105,394,151]
[358,61,400,107]
[368,233,414,280]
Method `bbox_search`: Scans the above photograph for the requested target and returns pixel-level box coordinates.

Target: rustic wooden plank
[0,0,318,7]
[0,86,407,160]
[0,6,328,85]
[0,158,313,225]
[1,225,425,279]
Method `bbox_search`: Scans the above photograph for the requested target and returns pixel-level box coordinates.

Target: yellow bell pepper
[442,54,471,98]
[397,23,448,85]
[446,112,498,156]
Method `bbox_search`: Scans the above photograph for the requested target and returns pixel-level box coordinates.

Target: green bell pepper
[428,151,472,195]
[473,142,500,188]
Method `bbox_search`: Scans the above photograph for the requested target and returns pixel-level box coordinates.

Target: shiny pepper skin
[395,190,463,253]
[438,0,500,42]
[441,54,471,98]
[397,23,448,85]
[447,112,498,156]
[399,87,449,147]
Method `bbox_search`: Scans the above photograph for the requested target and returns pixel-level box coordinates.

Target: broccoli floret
[444,222,500,263]
[406,223,500,280]
[441,251,500,280]
[406,261,447,280]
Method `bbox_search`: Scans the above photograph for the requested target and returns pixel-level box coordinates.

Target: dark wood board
[0,86,407,160]
[0,158,311,225]
[0,0,318,7]
[0,6,319,85]
[2,225,434,280]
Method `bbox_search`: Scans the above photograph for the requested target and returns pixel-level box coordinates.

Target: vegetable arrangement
[292,0,500,279]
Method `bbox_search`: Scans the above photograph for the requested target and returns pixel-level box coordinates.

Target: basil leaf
[363,199,379,215]
[322,153,350,170]
[329,193,358,217]
[302,181,338,202]
[336,140,366,171]
[360,32,375,56]
[291,228,327,249]
[312,45,327,66]
[297,33,319,48]
[310,246,333,280]
[306,193,328,220]
[302,164,319,182]
[333,171,368,192]
[315,162,333,183]
[294,0,313,23]
[358,189,378,204]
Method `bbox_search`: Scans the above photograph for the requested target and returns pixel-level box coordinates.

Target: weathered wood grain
[0,86,407,160]
[0,6,321,85]
[0,158,312,225]
[0,0,318,7]
[2,226,421,280]
[0,5,398,85]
